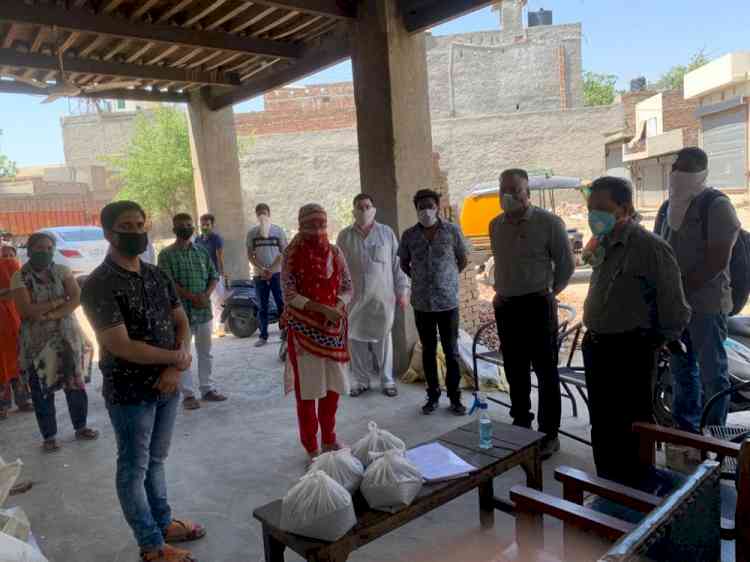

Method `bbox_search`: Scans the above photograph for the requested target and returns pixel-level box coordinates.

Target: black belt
[504,290,551,300]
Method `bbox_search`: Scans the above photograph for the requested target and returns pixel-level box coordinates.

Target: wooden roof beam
[0,79,188,103]
[157,0,197,23]
[251,1,354,19]
[205,2,255,31]
[0,3,302,60]
[400,0,495,33]
[184,0,230,27]
[208,32,350,110]
[0,48,241,86]
[130,0,161,20]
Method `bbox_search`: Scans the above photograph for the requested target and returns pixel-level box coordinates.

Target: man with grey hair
[489,168,575,460]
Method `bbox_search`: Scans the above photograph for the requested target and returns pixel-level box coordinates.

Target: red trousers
[294,371,339,454]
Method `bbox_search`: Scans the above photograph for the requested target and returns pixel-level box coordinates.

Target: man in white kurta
[336,194,410,398]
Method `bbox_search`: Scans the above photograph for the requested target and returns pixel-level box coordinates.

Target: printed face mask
[418,208,438,227]
[588,210,617,237]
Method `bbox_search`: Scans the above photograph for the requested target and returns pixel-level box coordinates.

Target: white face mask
[667,169,708,230]
[258,214,271,237]
[418,208,438,228]
[353,207,376,228]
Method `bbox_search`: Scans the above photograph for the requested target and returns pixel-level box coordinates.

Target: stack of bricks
[432,150,483,336]
[459,268,483,335]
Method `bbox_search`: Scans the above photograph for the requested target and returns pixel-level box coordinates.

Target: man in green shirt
[159,213,227,409]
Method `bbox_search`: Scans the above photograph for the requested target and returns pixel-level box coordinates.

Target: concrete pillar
[500,0,526,35]
[187,91,249,281]
[351,0,434,375]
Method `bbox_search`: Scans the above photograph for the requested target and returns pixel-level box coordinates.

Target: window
[116,99,126,110]
[646,117,658,137]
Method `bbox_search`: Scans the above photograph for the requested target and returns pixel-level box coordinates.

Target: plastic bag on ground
[351,422,406,468]
[309,449,364,493]
[0,457,22,507]
[280,471,356,542]
[457,329,508,392]
[0,532,48,562]
[361,449,424,513]
[0,507,30,542]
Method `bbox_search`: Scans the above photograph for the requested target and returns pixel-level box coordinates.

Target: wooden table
[254,420,545,562]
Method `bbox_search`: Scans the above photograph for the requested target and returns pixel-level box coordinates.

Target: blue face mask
[588,210,617,237]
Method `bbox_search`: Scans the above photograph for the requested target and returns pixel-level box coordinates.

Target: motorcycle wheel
[653,357,674,427]
[228,313,258,338]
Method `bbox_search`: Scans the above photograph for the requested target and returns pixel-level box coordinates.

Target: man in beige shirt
[490,168,575,460]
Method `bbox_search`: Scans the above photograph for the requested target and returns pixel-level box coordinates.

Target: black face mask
[174,226,194,240]
[112,231,149,257]
[29,250,54,270]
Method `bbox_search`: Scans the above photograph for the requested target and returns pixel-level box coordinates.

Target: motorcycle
[220,279,280,339]
[653,316,750,428]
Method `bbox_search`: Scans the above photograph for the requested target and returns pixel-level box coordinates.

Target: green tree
[583,71,618,106]
[655,50,710,90]
[107,107,195,219]
[0,154,17,178]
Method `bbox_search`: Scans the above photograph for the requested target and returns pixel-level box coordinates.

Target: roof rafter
[0,48,241,86]
[0,3,302,60]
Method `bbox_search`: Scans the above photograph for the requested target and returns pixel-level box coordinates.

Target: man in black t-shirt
[81,201,206,562]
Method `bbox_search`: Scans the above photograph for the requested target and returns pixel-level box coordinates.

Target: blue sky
[1,0,748,166]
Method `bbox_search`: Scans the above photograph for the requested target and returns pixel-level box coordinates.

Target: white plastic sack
[309,449,364,493]
[0,457,22,507]
[351,422,406,468]
[457,329,505,391]
[361,449,423,513]
[280,471,356,542]
[0,532,48,562]
[0,507,30,542]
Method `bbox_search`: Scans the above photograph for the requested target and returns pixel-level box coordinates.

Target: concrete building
[61,0,615,238]
[685,51,750,191]
[603,89,700,208]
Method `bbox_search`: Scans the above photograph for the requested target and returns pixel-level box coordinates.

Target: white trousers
[211,291,224,332]
[181,320,214,398]
[349,337,395,390]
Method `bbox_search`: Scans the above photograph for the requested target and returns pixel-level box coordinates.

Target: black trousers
[582,331,656,486]
[495,293,560,436]
[414,308,461,402]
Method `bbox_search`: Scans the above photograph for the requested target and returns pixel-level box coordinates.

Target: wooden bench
[508,421,750,561]
[254,421,545,562]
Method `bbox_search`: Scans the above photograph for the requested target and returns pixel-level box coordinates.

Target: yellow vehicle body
[460,190,502,240]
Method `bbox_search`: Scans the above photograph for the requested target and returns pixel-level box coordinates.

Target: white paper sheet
[405,443,477,483]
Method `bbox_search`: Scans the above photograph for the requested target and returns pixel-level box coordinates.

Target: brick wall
[235,108,356,136]
[263,82,355,113]
[661,89,701,147]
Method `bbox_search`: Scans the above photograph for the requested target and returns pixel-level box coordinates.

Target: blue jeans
[28,370,88,440]
[255,273,284,340]
[671,312,731,433]
[107,393,179,550]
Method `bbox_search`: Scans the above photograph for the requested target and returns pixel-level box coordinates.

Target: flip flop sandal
[9,480,33,496]
[383,387,398,397]
[164,519,207,543]
[349,387,369,397]
[43,439,60,453]
[141,544,197,562]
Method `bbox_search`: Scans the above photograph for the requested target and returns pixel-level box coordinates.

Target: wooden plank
[205,52,242,71]
[208,32,349,109]
[510,486,635,541]
[0,79,187,103]
[272,15,322,40]
[226,55,258,72]
[252,0,354,19]
[2,23,17,49]
[0,48,240,86]
[554,466,662,513]
[80,36,108,57]
[633,423,741,459]
[147,45,180,65]
[187,51,221,69]
[401,0,495,33]
[184,0,230,27]
[157,0,197,23]
[126,43,153,63]
[102,0,128,13]
[102,39,130,61]
[254,10,299,36]
[205,2,255,30]
[59,32,81,54]
[457,420,545,448]
[173,48,203,67]
[30,28,46,53]
[229,6,276,34]
[131,0,161,20]
[0,3,302,60]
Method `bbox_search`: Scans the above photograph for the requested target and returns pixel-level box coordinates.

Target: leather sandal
[163,519,206,543]
[42,439,60,453]
[349,387,369,397]
[75,427,100,441]
[141,544,197,562]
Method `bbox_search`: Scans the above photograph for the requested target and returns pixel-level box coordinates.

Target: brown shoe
[163,519,206,543]
[201,390,227,402]
[42,439,60,453]
[75,427,100,441]
[141,544,197,562]
[183,397,201,410]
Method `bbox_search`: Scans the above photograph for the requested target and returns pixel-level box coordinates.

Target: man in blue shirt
[196,213,226,336]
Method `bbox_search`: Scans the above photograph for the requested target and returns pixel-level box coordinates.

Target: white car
[18,226,109,280]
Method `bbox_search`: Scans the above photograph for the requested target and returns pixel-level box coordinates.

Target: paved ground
[1,326,597,562]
